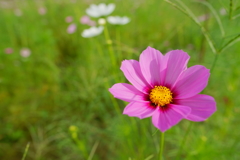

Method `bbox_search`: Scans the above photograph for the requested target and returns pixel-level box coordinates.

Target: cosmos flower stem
[177,122,193,159]
[159,132,165,160]
[103,24,116,66]
[94,39,104,57]
[210,52,219,73]
[229,0,233,20]
[116,27,122,61]
[165,0,217,54]
[104,81,121,113]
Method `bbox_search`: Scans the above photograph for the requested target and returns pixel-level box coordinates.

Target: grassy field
[0,0,240,159]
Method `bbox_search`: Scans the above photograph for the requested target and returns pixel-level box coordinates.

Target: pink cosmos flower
[80,15,96,26]
[109,47,216,132]
[4,48,13,54]
[67,23,76,34]
[65,16,73,23]
[38,7,47,15]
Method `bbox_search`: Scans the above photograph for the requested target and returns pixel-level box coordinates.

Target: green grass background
[0,0,240,159]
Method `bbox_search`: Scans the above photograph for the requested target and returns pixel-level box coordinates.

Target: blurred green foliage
[0,0,240,159]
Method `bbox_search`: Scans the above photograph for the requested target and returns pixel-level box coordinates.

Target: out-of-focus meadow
[0,0,240,159]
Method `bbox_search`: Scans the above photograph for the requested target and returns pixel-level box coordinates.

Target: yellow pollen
[149,86,173,106]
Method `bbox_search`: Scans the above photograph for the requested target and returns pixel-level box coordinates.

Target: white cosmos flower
[86,3,115,18]
[107,16,130,25]
[81,26,104,38]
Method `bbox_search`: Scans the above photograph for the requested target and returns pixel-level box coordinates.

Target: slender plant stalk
[229,0,233,20]
[103,24,116,66]
[177,122,193,159]
[159,132,165,160]
[21,142,30,160]
[116,26,122,61]
[210,52,219,73]
[164,0,217,54]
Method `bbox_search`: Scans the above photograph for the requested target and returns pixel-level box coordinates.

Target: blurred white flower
[219,8,227,16]
[81,26,104,38]
[86,3,115,18]
[38,7,47,15]
[67,23,77,34]
[107,16,130,25]
[65,16,73,23]
[20,48,31,57]
[14,9,22,16]
[98,18,106,25]
[197,14,209,22]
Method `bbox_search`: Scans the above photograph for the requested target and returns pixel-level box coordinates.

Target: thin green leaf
[232,13,240,19]
[219,34,240,53]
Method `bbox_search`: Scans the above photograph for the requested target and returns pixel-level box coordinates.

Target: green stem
[21,142,30,160]
[210,52,219,74]
[159,132,165,160]
[103,24,116,66]
[229,0,233,20]
[177,122,193,159]
[116,26,122,62]
[165,0,217,54]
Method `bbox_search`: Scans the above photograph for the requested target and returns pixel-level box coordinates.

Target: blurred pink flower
[38,7,47,15]
[109,47,216,132]
[80,15,96,26]
[4,48,13,54]
[67,23,77,34]
[65,16,73,23]
[81,15,90,24]
[20,48,31,57]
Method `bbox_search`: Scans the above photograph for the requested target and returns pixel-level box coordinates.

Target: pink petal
[176,94,216,121]
[109,83,145,102]
[173,65,210,99]
[163,50,190,88]
[123,101,156,119]
[121,60,151,93]
[139,47,164,86]
[152,104,191,132]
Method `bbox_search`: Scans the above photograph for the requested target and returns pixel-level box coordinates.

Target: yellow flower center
[149,86,173,107]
